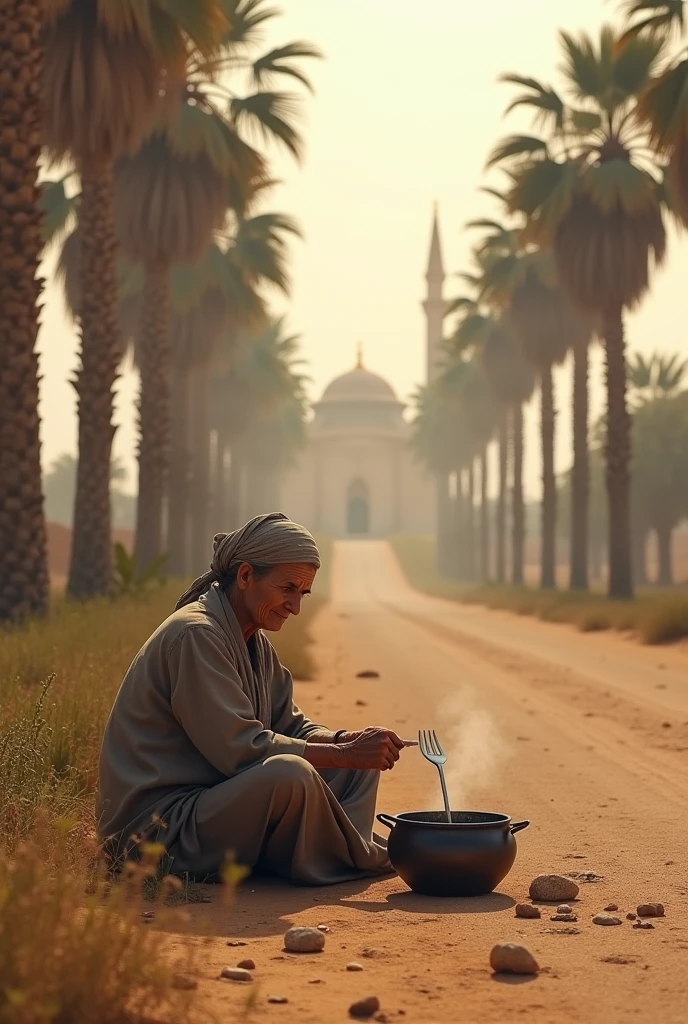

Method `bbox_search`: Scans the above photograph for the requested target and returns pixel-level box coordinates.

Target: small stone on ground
[347,962,364,971]
[637,903,664,918]
[356,670,380,678]
[626,913,637,920]
[349,996,381,1018]
[515,904,541,919]
[604,904,619,912]
[284,926,326,953]
[237,959,256,970]
[227,940,248,947]
[551,913,578,922]
[557,904,572,914]
[317,924,330,932]
[592,914,622,926]
[633,920,655,930]
[529,874,580,902]
[221,967,252,982]
[268,996,288,1004]
[490,943,539,976]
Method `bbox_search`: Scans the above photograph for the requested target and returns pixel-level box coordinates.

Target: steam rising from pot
[431,691,512,809]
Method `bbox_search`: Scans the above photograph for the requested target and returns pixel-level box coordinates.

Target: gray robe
[96,584,391,884]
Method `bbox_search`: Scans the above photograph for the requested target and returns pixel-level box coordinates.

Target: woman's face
[236,562,317,632]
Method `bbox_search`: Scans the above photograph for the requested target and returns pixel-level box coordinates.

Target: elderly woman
[97,512,411,885]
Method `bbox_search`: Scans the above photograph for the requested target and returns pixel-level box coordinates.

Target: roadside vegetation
[390,534,688,646]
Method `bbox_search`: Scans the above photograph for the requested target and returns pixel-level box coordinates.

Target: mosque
[280,211,445,538]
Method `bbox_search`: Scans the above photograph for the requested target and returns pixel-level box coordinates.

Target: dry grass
[389,535,688,646]
[0,543,332,1023]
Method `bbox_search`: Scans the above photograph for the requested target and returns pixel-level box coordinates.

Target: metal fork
[418,729,452,823]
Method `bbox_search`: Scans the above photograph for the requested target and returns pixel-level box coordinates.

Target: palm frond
[231,91,303,159]
[251,42,322,93]
[559,28,607,102]
[486,134,548,168]
[39,178,77,244]
[579,159,662,215]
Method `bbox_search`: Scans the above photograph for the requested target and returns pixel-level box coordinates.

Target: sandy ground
[165,540,688,1024]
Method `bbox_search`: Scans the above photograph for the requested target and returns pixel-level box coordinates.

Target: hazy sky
[37,0,688,500]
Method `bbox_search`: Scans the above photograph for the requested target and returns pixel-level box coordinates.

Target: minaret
[422,202,446,383]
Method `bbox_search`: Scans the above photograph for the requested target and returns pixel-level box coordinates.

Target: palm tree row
[0,0,320,621]
[414,8,688,600]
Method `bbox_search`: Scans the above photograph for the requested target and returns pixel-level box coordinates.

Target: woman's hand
[336,727,415,771]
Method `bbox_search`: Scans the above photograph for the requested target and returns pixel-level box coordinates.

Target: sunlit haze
[37,0,688,499]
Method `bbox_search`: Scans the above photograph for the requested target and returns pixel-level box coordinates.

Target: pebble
[284,926,326,953]
[592,914,622,926]
[633,921,655,930]
[347,962,364,972]
[515,904,541,919]
[529,874,580,902]
[489,943,539,976]
[220,967,252,982]
[626,913,637,921]
[140,910,155,923]
[604,904,619,912]
[237,959,256,971]
[557,904,573,914]
[227,940,247,947]
[317,924,330,933]
[268,996,288,1004]
[551,913,578,922]
[544,927,580,935]
[637,903,664,918]
[349,996,380,1018]
[171,974,197,990]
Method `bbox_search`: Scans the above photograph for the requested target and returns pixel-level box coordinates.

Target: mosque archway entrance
[346,479,370,535]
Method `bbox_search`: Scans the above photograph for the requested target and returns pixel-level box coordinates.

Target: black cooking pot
[377,811,530,897]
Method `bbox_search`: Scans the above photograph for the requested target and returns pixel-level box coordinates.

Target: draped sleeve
[264,640,328,741]
[168,625,308,776]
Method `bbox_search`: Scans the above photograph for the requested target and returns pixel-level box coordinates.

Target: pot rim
[383,810,513,829]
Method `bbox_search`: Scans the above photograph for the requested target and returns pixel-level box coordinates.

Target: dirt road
[178,541,688,1024]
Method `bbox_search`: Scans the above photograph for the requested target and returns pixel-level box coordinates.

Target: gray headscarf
[175,512,321,611]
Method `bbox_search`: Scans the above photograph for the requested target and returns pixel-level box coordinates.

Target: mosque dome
[318,346,399,404]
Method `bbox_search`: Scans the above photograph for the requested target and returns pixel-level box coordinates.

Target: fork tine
[428,730,440,757]
[420,729,429,756]
[431,730,446,757]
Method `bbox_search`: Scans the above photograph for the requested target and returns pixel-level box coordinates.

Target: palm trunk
[168,364,191,576]
[135,262,171,569]
[480,446,490,582]
[189,364,211,576]
[67,162,121,599]
[226,444,241,531]
[570,340,589,590]
[467,462,476,582]
[632,523,648,587]
[540,365,556,590]
[511,403,525,586]
[213,431,228,532]
[602,308,633,599]
[655,522,673,587]
[0,0,49,621]
[436,472,451,577]
[496,417,507,584]
[451,472,465,580]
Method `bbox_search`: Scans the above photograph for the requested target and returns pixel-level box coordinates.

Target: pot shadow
[344,889,516,915]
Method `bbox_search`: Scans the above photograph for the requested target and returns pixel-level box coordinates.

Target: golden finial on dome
[356,342,363,369]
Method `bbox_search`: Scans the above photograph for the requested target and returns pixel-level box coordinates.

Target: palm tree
[471,223,574,589]
[447,267,535,585]
[628,350,688,401]
[0,0,48,621]
[115,8,319,567]
[209,320,308,536]
[623,2,688,223]
[490,27,668,598]
[167,210,300,572]
[41,0,226,600]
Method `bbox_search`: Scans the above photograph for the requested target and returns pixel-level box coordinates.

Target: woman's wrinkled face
[236,562,317,632]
